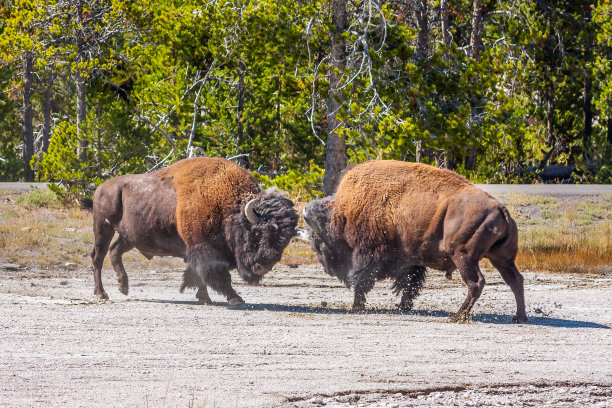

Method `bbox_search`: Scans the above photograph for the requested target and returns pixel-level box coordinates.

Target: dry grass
[1,188,610,275]
[0,189,92,268]
[501,194,612,274]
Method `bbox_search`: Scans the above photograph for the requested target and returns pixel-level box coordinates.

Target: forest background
[1,0,612,200]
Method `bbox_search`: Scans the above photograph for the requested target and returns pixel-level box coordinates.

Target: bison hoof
[228,297,245,307]
[449,311,472,323]
[95,292,109,300]
[197,296,213,305]
[398,303,413,312]
[512,314,528,324]
[351,304,365,313]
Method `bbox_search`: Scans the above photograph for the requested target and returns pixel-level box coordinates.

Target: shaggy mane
[157,157,260,246]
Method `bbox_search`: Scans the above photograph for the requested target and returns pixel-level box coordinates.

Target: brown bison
[81,157,298,306]
[303,160,527,323]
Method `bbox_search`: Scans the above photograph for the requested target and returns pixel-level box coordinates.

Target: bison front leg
[352,270,376,312]
[349,258,380,312]
[393,265,427,312]
[187,250,244,306]
[180,266,213,305]
[205,265,244,306]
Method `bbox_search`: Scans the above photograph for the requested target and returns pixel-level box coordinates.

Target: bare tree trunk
[583,70,592,159]
[546,89,555,159]
[440,0,451,61]
[465,0,487,171]
[76,73,87,161]
[440,0,453,168]
[415,0,429,58]
[582,7,593,161]
[42,72,54,155]
[22,53,35,182]
[322,0,348,196]
[235,59,248,168]
[76,0,87,162]
[469,0,486,60]
[96,103,102,178]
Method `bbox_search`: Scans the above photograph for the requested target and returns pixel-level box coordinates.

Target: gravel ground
[0,260,610,407]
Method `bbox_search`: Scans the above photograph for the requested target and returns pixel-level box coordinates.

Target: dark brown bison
[303,160,527,323]
[80,157,298,306]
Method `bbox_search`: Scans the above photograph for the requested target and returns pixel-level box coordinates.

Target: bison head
[302,196,352,283]
[227,189,298,284]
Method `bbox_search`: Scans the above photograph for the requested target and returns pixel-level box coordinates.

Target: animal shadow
[138,299,609,329]
[472,311,608,328]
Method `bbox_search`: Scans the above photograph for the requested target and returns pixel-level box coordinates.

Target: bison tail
[488,206,518,255]
[80,197,93,211]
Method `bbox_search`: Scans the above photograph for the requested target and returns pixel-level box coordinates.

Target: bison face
[227,189,298,284]
[303,197,352,283]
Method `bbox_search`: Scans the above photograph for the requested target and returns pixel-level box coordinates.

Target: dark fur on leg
[393,265,427,311]
[179,266,213,304]
[179,266,203,293]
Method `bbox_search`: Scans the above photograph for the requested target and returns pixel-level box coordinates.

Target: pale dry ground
[0,258,610,407]
[1,185,611,407]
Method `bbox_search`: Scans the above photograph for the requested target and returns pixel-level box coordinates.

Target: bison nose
[252,263,268,276]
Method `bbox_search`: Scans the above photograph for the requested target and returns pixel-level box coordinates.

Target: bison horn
[244,198,260,224]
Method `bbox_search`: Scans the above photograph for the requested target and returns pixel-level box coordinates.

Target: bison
[81,157,298,306]
[303,160,527,323]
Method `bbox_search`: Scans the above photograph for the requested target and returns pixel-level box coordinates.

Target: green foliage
[0,141,23,181]
[32,120,103,201]
[15,188,61,209]
[254,161,324,201]
[0,0,611,194]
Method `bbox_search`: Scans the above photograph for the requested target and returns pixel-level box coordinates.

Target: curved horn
[244,198,260,224]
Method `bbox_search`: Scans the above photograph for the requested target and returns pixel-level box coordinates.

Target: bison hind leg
[393,265,426,311]
[109,235,133,296]
[180,266,212,305]
[488,257,527,323]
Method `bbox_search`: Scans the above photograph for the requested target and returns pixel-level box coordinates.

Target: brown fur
[331,160,478,256]
[304,160,527,323]
[158,157,259,245]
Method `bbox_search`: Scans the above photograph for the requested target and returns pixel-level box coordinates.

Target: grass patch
[503,194,612,274]
[0,190,91,268]
[1,189,610,275]
[14,189,61,210]
[280,239,318,265]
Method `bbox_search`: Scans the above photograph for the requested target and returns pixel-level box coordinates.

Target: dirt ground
[0,258,610,407]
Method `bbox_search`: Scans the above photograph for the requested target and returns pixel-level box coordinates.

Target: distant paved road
[1,182,612,196]
[0,182,49,192]
[476,184,612,196]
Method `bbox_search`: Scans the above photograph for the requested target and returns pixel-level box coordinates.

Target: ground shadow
[138,299,609,329]
[419,309,609,329]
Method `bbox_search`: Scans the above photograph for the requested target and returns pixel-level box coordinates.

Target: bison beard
[82,157,298,306]
[304,160,528,323]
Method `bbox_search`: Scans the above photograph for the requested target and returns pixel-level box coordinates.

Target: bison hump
[158,157,260,245]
